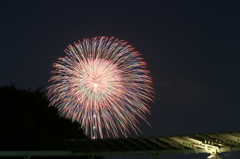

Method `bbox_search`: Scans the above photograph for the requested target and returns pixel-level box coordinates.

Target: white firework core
[74,59,124,108]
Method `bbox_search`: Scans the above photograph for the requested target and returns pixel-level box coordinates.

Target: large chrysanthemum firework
[47,36,154,138]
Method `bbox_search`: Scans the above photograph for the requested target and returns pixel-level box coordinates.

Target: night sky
[1,1,240,159]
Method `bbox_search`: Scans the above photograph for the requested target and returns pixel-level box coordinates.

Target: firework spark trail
[47,36,154,138]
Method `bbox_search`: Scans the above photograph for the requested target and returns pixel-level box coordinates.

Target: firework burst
[47,36,154,138]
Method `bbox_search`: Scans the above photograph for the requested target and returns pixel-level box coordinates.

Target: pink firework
[47,36,154,138]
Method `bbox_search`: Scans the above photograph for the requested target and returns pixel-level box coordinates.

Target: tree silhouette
[0,84,99,158]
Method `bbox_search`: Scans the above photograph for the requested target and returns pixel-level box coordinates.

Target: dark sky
[1,0,240,159]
